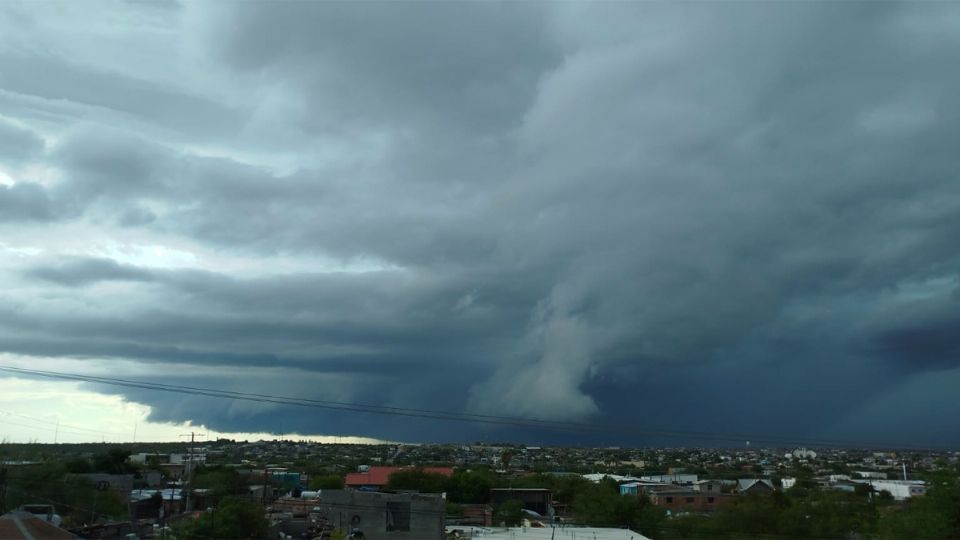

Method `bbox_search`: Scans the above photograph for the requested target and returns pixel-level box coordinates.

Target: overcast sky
[2,1,960,447]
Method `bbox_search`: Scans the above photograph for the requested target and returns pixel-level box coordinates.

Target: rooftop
[0,512,75,540]
[344,465,454,487]
[446,526,651,540]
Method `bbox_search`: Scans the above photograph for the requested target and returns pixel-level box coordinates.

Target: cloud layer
[2,1,960,445]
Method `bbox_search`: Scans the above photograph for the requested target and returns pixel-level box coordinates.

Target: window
[665,497,673,503]
[685,497,694,503]
[386,502,411,532]
[707,485,714,491]
[707,497,715,503]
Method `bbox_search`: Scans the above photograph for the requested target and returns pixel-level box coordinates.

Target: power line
[0,409,130,437]
[0,410,174,442]
[0,365,953,451]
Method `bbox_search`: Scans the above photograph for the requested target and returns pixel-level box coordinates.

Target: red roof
[344,466,454,487]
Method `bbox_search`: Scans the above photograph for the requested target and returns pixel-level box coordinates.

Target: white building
[640,473,698,485]
[582,473,641,483]
[791,448,817,459]
[447,526,651,540]
[859,480,926,501]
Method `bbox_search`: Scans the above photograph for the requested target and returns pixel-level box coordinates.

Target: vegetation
[190,465,249,498]
[445,469,495,503]
[494,499,523,526]
[173,497,269,539]
[656,469,960,539]
[572,478,664,537]
[385,467,450,493]
[309,474,344,490]
[2,461,127,526]
[876,471,960,539]
[660,491,865,538]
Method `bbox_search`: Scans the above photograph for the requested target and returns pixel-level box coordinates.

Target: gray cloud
[0,182,54,221]
[0,117,44,159]
[25,256,155,286]
[1,1,960,445]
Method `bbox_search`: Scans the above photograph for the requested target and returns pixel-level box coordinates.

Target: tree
[309,474,344,490]
[92,448,134,475]
[175,497,268,539]
[877,473,960,540]
[573,479,664,536]
[386,468,448,493]
[191,466,249,498]
[446,470,494,503]
[495,499,523,526]
[5,462,127,526]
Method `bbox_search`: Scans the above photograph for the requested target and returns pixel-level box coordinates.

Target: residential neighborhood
[1,439,956,539]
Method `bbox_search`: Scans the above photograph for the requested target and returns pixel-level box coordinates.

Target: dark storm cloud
[25,256,155,286]
[2,1,960,445]
[5,261,518,380]
[864,285,960,371]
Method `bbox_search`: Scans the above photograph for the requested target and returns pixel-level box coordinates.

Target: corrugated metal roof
[447,526,651,540]
[0,512,76,540]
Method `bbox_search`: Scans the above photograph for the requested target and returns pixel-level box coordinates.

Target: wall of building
[650,492,733,513]
[318,490,444,540]
[866,480,925,501]
[490,489,552,516]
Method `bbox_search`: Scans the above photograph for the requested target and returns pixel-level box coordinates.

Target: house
[857,480,926,501]
[0,511,76,540]
[128,453,171,465]
[129,488,185,517]
[619,481,670,496]
[640,473,698,485]
[446,504,493,526]
[246,484,277,504]
[446,525,652,540]
[66,473,134,503]
[490,488,553,516]
[736,479,775,495]
[129,491,165,520]
[344,466,454,491]
[318,489,445,539]
[158,463,185,480]
[583,473,641,483]
[648,490,733,513]
[692,480,724,494]
[138,470,163,488]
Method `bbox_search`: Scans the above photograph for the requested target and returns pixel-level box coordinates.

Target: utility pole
[54,419,59,445]
[179,432,206,512]
[0,467,8,513]
[262,466,267,507]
